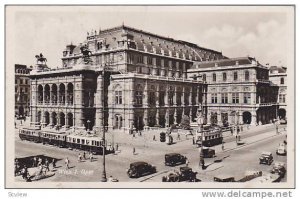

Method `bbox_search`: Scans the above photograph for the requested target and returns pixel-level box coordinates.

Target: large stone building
[15,64,32,118]
[187,57,279,126]
[269,66,287,119]
[29,25,225,133]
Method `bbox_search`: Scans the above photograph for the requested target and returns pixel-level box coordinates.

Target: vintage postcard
[5,5,295,188]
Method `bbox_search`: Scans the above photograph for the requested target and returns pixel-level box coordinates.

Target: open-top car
[238,170,262,182]
[164,153,187,166]
[127,161,156,178]
[276,143,287,156]
[259,152,273,165]
[162,166,198,182]
[271,162,286,178]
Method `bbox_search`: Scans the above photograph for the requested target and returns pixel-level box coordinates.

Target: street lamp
[101,69,107,182]
[197,108,205,170]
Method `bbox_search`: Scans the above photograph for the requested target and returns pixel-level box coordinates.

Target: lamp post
[197,108,205,170]
[101,69,107,182]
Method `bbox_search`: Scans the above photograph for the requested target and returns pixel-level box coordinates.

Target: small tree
[180,115,190,130]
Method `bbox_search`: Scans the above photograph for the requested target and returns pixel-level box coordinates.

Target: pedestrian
[192,137,195,145]
[153,135,156,141]
[222,141,225,151]
[65,157,70,169]
[78,153,82,162]
[32,156,37,167]
[133,147,136,155]
[177,133,181,140]
[139,130,142,136]
[230,127,233,135]
[89,153,93,162]
[185,159,189,167]
[83,151,86,160]
[45,159,50,172]
[52,159,56,170]
[133,131,135,138]
[115,143,119,151]
[38,157,42,167]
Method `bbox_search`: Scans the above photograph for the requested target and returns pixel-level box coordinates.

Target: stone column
[174,109,178,125]
[94,75,103,131]
[144,109,149,130]
[65,84,68,106]
[182,87,185,106]
[156,110,159,126]
[189,108,193,123]
[50,85,52,105]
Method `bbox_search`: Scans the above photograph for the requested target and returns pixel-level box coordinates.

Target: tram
[195,125,223,147]
[19,128,112,155]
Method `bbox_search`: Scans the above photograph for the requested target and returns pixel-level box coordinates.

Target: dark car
[162,167,198,182]
[259,152,273,165]
[214,174,235,182]
[127,161,156,178]
[271,162,286,179]
[165,153,187,166]
[202,147,215,158]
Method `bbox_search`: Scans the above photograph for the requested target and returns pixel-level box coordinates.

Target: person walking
[192,136,195,145]
[185,159,189,167]
[115,143,119,151]
[38,157,42,167]
[83,151,86,160]
[65,157,70,169]
[177,133,181,141]
[52,159,56,170]
[133,147,136,155]
[78,153,82,162]
[153,135,156,141]
[45,159,50,172]
[89,153,93,162]
[32,156,37,167]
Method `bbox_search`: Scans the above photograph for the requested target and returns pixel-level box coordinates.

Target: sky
[10,6,293,68]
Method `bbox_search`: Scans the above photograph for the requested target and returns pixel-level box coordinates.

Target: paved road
[14,126,287,183]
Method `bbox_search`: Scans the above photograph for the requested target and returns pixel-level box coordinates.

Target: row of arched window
[202,70,250,82]
[37,83,74,105]
[37,111,74,127]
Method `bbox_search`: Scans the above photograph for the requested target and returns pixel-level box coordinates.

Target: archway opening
[243,111,252,124]
[278,108,286,119]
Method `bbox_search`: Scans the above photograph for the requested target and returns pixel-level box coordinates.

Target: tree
[180,115,190,130]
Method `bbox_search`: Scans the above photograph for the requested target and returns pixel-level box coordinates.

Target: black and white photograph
[5,5,295,189]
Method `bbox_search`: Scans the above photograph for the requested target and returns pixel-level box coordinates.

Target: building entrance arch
[243,111,252,124]
[278,108,286,119]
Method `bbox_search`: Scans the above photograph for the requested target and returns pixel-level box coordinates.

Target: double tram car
[195,125,223,147]
[40,131,67,148]
[19,129,41,143]
[66,135,108,155]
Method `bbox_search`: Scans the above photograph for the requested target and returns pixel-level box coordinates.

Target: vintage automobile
[238,170,263,182]
[164,153,187,166]
[202,147,215,158]
[162,167,198,182]
[249,173,281,183]
[213,174,235,182]
[127,161,156,178]
[271,162,286,178]
[259,152,273,165]
[276,143,287,156]
[279,119,287,125]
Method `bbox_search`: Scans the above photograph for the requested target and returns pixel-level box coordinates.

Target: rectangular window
[234,72,238,81]
[223,73,227,81]
[115,91,122,104]
[156,57,161,66]
[244,93,251,104]
[232,93,239,104]
[147,56,153,65]
[211,93,218,103]
[137,55,143,63]
[221,93,228,103]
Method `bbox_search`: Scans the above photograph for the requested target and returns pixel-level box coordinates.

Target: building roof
[191,57,256,69]
[269,66,287,74]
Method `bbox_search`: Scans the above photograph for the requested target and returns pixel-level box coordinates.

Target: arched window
[280,77,284,85]
[212,73,216,82]
[222,72,227,81]
[233,71,238,81]
[245,70,250,81]
[202,74,206,82]
[149,85,156,106]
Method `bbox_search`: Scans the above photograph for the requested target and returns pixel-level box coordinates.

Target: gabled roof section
[191,57,255,69]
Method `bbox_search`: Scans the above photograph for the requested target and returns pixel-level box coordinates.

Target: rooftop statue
[35,53,47,64]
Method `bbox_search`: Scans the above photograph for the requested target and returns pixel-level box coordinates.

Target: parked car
[249,173,281,183]
[165,153,187,166]
[213,174,235,182]
[279,119,287,125]
[202,147,215,158]
[127,161,156,178]
[271,162,286,178]
[162,167,198,182]
[238,170,262,182]
[259,152,273,165]
[276,143,287,156]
